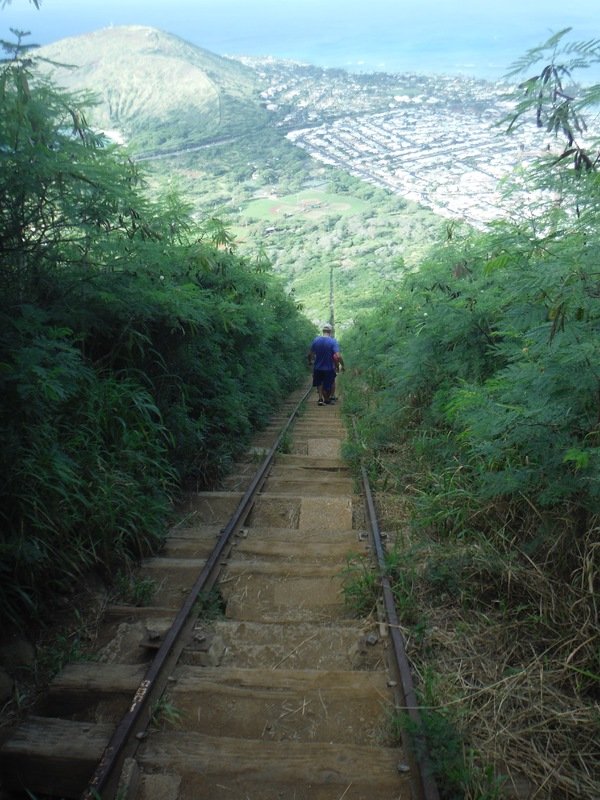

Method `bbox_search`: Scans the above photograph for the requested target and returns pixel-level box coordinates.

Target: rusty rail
[361,466,441,800]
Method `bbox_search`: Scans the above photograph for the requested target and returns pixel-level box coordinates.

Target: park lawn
[242,188,370,220]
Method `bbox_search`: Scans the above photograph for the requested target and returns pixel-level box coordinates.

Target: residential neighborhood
[241,56,567,227]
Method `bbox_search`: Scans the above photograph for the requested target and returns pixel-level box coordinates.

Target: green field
[242,189,370,220]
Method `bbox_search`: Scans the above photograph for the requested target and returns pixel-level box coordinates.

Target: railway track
[0,384,438,800]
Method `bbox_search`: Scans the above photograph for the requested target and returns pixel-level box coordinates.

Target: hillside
[34,25,449,323]
[36,26,269,151]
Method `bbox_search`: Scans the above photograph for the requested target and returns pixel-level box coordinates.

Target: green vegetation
[276,430,292,454]
[2,16,598,797]
[195,587,226,620]
[149,696,184,729]
[34,632,91,679]
[398,691,506,800]
[342,30,600,799]
[115,571,158,607]
[241,189,371,219]
[36,26,268,152]
[340,552,379,616]
[33,25,448,325]
[148,138,444,324]
[0,36,312,631]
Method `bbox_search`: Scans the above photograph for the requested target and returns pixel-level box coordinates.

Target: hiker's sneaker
[318,399,325,406]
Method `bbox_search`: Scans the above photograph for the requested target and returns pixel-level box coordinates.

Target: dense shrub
[342,31,600,798]
[0,43,313,628]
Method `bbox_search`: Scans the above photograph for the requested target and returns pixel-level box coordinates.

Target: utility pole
[329,262,335,330]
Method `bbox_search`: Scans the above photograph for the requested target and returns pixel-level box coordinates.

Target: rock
[116,758,140,800]
[140,773,181,800]
[203,635,225,667]
[97,622,148,664]
[347,639,368,668]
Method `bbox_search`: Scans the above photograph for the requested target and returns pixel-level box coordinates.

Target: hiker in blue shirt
[307,323,345,406]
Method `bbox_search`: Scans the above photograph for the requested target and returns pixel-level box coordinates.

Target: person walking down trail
[308,323,345,406]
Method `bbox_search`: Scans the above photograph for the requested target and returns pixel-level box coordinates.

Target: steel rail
[81,383,313,800]
[361,466,441,800]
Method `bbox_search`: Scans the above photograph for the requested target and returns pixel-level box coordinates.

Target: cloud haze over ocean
[2,0,599,79]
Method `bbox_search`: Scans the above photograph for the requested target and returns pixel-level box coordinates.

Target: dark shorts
[313,369,336,392]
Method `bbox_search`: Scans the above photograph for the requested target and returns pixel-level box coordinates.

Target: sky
[2,0,599,80]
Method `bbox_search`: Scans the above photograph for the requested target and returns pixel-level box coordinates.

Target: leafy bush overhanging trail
[343,29,600,799]
[0,37,313,630]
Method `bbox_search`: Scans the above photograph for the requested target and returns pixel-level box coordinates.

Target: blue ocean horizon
[184,4,600,83]
[1,1,599,84]
[224,29,530,82]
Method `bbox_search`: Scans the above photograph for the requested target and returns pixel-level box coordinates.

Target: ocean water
[175,1,600,81]
[166,1,600,81]
[2,0,599,82]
